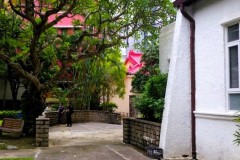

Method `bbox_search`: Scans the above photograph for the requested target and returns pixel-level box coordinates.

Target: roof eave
[173,0,198,8]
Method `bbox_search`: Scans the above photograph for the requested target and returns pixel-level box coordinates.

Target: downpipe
[180,4,197,160]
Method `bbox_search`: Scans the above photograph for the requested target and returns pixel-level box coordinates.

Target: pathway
[0,122,153,160]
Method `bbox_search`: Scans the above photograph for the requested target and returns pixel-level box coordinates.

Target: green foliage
[0,143,7,150]
[100,102,118,113]
[0,158,33,160]
[52,87,69,107]
[131,0,175,92]
[0,110,22,120]
[132,46,161,93]
[0,9,22,79]
[145,74,168,99]
[133,74,167,122]
[0,0,175,132]
[0,60,7,78]
[131,71,149,93]
[71,48,126,110]
[50,104,59,111]
[0,10,22,54]
[234,126,240,146]
[234,113,240,145]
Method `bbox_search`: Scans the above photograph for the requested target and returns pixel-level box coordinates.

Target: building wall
[160,0,240,159]
[159,8,192,158]
[0,79,25,100]
[193,0,240,159]
[110,75,136,117]
[159,22,175,74]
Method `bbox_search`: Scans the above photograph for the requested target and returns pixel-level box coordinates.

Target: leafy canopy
[0,0,175,94]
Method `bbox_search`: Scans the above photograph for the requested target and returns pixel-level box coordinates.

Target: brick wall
[45,110,121,126]
[36,116,50,147]
[123,117,161,149]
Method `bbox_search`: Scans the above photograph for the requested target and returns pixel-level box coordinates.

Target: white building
[159,0,240,159]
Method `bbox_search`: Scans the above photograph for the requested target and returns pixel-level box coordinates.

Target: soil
[49,122,123,147]
[0,135,35,150]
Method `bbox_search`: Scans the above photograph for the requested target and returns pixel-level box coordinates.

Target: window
[227,23,240,110]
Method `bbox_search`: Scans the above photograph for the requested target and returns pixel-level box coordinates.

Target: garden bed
[0,135,35,150]
[123,117,161,149]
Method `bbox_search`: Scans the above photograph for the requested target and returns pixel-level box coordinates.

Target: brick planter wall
[123,117,161,149]
[45,110,121,126]
[36,116,50,147]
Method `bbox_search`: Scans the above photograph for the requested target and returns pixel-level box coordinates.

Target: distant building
[48,13,84,35]
[111,50,143,117]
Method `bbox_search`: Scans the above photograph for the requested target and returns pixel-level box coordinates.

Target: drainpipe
[179,4,197,160]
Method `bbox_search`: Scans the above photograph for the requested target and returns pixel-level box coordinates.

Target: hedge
[0,110,22,119]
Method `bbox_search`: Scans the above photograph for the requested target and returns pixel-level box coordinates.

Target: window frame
[226,22,240,111]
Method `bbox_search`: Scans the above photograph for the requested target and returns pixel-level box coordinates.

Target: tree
[0,9,23,109]
[70,47,126,110]
[131,46,160,92]
[131,2,176,92]
[0,0,175,134]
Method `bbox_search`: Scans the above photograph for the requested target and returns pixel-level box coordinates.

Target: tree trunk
[8,65,20,109]
[21,84,44,136]
[2,78,7,109]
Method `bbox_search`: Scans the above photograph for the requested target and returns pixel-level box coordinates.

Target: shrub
[234,113,240,145]
[50,104,59,111]
[133,73,167,122]
[0,158,34,160]
[133,95,164,122]
[144,74,167,99]
[100,102,118,112]
[0,110,22,120]
[0,143,7,150]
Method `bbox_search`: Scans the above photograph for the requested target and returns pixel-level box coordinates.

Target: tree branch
[0,53,42,91]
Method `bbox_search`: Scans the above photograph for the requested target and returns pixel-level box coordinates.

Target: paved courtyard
[0,122,153,160]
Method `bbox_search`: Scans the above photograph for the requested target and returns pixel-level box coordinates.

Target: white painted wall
[193,0,240,159]
[159,22,175,73]
[160,8,192,158]
[160,0,240,159]
[196,113,240,160]
[0,79,25,100]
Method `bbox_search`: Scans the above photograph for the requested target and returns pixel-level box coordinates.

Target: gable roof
[48,13,84,28]
[173,0,199,8]
[125,50,143,74]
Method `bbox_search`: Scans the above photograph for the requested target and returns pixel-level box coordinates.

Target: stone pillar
[123,118,130,144]
[36,116,50,147]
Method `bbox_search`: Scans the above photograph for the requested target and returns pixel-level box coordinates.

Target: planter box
[123,117,161,149]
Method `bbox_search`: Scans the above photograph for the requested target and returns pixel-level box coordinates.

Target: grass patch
[0,120,2,126]
[0,143,7,150]
[0,158,33,160]
[0,135,35,150]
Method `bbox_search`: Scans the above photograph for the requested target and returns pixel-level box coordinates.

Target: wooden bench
[0,118,24,137]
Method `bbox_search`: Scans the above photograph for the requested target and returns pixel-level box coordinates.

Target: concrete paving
[0,122,153,160]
